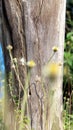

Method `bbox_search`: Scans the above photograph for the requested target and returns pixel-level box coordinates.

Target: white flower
[13,58,17,63]
[35,75,41,82]
[20,58,26,66]
[11,64,15,69]
[7,45,13,50]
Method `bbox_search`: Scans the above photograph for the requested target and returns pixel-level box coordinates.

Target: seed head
[7,45,13,50]
[52,46,58,52]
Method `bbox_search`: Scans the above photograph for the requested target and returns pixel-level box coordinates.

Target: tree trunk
[2,0,66,130]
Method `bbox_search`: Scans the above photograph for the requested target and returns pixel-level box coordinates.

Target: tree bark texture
[2,0,66,130]
[0,0,2,42]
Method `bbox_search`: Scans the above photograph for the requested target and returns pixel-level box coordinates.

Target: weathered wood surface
[0,0,2,42]
[2,0,66,130]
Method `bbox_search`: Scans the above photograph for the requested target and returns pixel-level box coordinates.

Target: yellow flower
[27,60,36,68]
[7,45,13,50]
[43,62,59,79]
[48,63,59,77]
[52,46,58,52]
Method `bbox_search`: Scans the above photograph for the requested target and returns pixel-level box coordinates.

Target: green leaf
[67,32,73,39]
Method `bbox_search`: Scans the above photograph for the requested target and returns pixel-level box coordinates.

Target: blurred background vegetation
[63,0,73,112]
[63,1,73,130]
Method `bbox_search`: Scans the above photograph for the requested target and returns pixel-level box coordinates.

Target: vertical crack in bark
[2,0,27,102]
[2,0,13,46]
[30,1,45,129]
[34,0,44,23]
[33,1,45,73]
[21,1,28,62]
[29,83,44,130]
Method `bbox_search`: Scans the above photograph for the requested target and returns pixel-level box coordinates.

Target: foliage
[4,44,60,130]
[0,99,5,130]
[63,91,73,130]
[63,110,73,130]
[64,0,73,102]
[63,1,73,129]
[64,31,73,88]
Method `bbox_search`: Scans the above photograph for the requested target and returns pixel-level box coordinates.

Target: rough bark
[2,0,66,130]
[0,0,2,42]
[2,0,27,129]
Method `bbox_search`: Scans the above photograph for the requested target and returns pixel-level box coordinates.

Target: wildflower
[7,45,13,50]
[66,41,70,45]
[48,63,59,78]
[35,75,41,82]
[52,46,58,52]
[66,101,69,105]
[11,64,15,69]
[43,62,59,79]
[67,98,69,101]
[64,97,66,100]
[13,58,17,63]
[20,58,26,66]
[27,60,36,68]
